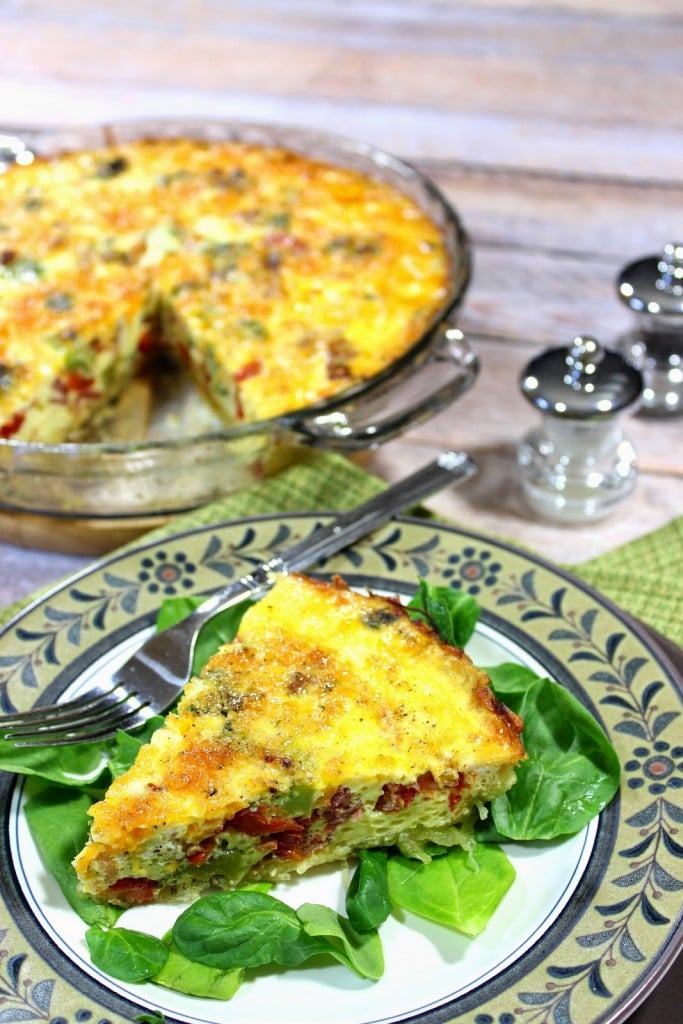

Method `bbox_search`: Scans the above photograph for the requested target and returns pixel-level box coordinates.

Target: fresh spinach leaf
[85,924,168,982]
[297,902,384,979]
[172,890,321,970]
[485,663,620,840]
[345,849,391,932]
[386,842,515,937]
[154,933,244,999]
[24,783,120,926]
[407,580,480,647]
[171,889,383,979]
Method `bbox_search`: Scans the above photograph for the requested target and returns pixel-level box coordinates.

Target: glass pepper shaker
[518,335,643,523]
[615,241,683,416]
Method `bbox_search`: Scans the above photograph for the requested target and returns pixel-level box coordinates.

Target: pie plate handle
[285,325,480,450]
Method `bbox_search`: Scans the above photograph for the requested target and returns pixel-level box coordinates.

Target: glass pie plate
[0,120,475,549]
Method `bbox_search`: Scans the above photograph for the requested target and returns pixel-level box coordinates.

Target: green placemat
[574,516,683,647]
[1,450,681,647]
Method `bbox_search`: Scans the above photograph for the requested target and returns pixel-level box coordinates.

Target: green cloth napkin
[573,516,683,648]
[1,450,681,647]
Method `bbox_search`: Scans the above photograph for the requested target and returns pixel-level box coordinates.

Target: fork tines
[0,687,152,747]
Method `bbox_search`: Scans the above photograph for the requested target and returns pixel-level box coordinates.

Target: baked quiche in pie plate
[0,120,474,528]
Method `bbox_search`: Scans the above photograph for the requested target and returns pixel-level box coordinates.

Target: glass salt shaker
[615,241,683,416]
[518,335,643,523]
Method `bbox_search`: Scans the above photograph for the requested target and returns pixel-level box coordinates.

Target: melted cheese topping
[74,575,525,905]
[0,138,451,440]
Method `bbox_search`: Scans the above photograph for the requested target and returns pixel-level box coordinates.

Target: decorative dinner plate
[0,514,681,1024]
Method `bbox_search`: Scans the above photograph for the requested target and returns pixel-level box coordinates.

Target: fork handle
[181,451,476,632]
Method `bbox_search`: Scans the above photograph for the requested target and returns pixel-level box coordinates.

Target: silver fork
[0,451,476,747]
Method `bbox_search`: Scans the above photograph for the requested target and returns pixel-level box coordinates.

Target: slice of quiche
[73,574,525,906]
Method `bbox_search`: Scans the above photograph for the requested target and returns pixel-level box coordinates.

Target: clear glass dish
[0,119,475,528]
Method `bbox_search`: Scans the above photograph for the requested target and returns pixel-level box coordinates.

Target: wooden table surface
[0,1,681,1019]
